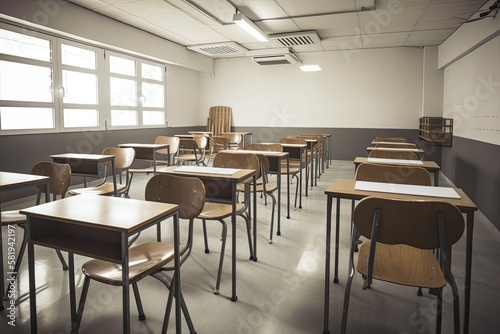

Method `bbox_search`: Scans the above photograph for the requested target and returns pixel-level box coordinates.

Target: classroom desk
[353,157,441,185]
[225,149,290,231]
[21,194,180,334]
[322,179,478,334]
[50,153,117,195]
[0,172,50,312]
[279,143,307,206]
[118,143,170,173]
[366,146,424,156]
[159,165,256,302]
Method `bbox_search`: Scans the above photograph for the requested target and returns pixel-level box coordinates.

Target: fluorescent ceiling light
[300,64,322,72]
[233,13,268,42]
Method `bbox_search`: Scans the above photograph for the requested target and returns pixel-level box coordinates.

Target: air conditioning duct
[252,53,300,65]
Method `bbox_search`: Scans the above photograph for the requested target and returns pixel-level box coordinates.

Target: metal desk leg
[334,198,340,284]
[323,195,333,334]
[464,211,474,334]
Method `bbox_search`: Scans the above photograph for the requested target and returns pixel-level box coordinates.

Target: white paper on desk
[175,166,240,175]
[367,157,424,165]
[354,181,461,199]
[373,147,419,152]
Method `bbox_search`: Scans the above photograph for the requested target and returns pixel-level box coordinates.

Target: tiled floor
[1,160,499,333]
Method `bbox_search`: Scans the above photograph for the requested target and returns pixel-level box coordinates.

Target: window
[0,27,55,131]
[108,54,165,128]
[0,24,166,134]
[61,43,99,128]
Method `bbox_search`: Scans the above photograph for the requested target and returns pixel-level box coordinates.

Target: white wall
[199,47,424,129]
[422,46,444,117]
[166,66,201,127]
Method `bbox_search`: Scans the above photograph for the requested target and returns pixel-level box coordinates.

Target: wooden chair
[69,147,135,197]
[1,161,71,296]
[243,143,301,209]
[207,105,232,136]
[341,197,464,334]
[175,136,207,166]
[74,174,206,334]
[198,151,258,294]
[129,136,180,175]
[219,133,243,150]
[375,143,417,149]
[368,149,419,160]
[204,136,230,166]
[254,155,279,243]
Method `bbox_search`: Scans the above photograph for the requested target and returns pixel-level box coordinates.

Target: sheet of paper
[367,157,424,165]
[175,166,240,175]
[354,181,461,199]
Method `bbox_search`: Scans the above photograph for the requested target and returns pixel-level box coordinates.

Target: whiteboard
[443,35,500,145]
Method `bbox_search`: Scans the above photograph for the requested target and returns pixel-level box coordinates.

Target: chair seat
[357,242,446,289]
[69,182,127,196]
[81,241,182,285]
[1,211,26,225]
[198,201,246,220]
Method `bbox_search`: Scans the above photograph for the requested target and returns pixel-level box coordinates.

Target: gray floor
[1,160,499,334]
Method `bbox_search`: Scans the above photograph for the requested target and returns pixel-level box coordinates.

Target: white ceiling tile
[362,32,410,48]
[64,0,487,56]
[115,0,177,17]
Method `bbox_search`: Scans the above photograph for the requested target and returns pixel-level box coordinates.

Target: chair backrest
[145,174,205,220]
[31,161,72,202]
[355,163,431,186]
[213,152,261,182]
[368,149,419,160]
[375,143,417,149]
[279,137,307,145]
[243,143,283,152]
[155,136,180,155]
[102,147,135,169]
[220,133,243,148]
[207,106,232,136]
[209,136,231,154]
[353,197,464,250]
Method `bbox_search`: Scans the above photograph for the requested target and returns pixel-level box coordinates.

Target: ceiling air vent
[187,42,248,57]
[269,31,321,48]
[252,53,300,66]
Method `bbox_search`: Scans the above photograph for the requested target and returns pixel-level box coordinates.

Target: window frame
[0,23,167,136]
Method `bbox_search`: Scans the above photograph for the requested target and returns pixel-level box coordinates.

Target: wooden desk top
[366,147,424,153]
[371,141,415,146]
[0,172,49,190]
[21,194,177,233]
[50,153,115,161]
[159,166,255,182]
[278,143,307,148]
[118,143,169,149]
[353,157,440,171]
[325,179,477,212]
[221,149,288,157]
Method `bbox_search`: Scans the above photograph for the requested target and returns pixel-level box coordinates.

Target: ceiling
[66,0,492,58]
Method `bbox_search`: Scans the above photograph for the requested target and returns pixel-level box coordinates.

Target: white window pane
[64,109,98,128]
[142,63,163,81]
[111,109,137,126]
[143,110,165,125]
[142,83,164,108]
[0,28,51,61]
[61,44,95,69]
[110,55,135,76]
[110,77,137,106]
[62,70,97,104]
[0,107,54,130]
[0,61,52,102]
